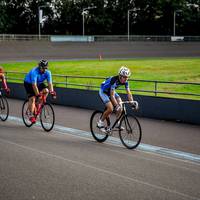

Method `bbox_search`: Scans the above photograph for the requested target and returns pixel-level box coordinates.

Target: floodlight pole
[173,11,176,36]
[173,10,182,36]
[38,5,48,40]
[127,8,138,41]
[82,6,96,36]
[38,7,41,40]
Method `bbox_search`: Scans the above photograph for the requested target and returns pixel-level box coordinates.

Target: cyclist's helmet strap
[118,66,131,77]
[38,59,48,69]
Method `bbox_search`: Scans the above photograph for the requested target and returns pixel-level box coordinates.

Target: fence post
[155,81,158,96]
[66,76,68,88]
[5,71,8,81]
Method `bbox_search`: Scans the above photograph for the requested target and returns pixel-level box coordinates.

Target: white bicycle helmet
[118,66,131,77]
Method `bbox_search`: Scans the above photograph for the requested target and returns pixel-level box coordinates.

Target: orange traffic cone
[99,53,102,61]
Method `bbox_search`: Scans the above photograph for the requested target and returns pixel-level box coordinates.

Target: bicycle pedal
[105,127,112,135]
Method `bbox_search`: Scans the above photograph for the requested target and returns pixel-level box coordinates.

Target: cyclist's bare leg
[116,97,123,119]
[101,102,113,122]
[38,88,49,104]
[42,88,49,98]
[28,96,36,114]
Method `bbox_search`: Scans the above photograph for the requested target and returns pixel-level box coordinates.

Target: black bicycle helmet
[38,59,48,69]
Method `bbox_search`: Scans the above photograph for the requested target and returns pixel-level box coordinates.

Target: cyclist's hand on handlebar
[114,104,121,112]
[131,101,139,110]
[36,93,43,101]
[50,91,57,99]
[36,93,42,98]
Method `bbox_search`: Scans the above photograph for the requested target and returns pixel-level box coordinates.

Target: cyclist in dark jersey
[98,66,138,131]
[24,60,56,123]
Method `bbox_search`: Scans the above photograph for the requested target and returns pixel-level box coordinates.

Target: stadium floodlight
[173,10,182,36]
[127,8,140,41]
[38,5,48,40]
[186,3,199,9]
[82,6,96,36]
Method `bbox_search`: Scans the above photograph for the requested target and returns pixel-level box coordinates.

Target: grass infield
[1,58,200,100]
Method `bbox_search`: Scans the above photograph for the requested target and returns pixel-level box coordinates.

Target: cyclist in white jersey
[98,66,138,131]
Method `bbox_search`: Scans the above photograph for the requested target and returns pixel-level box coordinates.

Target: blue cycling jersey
[24,67,52,84]
[100,76,129,95]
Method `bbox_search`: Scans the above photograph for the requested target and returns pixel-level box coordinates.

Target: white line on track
[7,115,200,164]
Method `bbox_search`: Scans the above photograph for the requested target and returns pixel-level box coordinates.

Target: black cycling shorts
[24,81,47,98]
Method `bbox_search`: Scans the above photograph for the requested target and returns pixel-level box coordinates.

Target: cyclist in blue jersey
[97,66,138,131]
[24,59,56,123]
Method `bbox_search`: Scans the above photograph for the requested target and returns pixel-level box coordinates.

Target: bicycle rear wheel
[119,115,142,149]
[0,96,9,121]
[90,111,109,143]
[22,100,33,127]
[40,103,55,132]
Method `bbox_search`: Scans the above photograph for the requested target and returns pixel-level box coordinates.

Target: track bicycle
[22,92,55,132]
[90,101,142,149]
[0,88,9,121]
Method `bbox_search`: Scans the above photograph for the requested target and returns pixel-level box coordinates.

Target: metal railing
[1,34,200,42]
[5,71,200,99]
[94,35,172,42]
[0,34,50,41]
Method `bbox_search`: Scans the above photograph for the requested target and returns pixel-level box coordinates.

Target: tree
[0,0,199,35]
[0,1,9,33]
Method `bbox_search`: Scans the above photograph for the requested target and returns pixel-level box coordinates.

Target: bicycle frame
[34,93,47,117]
[106,101,132,131]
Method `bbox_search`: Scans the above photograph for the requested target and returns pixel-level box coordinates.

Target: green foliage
[0,0,199,35]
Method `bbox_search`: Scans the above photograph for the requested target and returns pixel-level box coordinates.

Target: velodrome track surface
[0,41,200,199]
[0,41,200,61]
[0,99,200,200]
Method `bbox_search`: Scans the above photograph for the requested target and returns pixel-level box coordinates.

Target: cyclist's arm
[48,82,54,92]
[30,71,40,96]
[110,89,118,107]
[0,73,8,90]
[46,71,54,92]
[126,88,134,102]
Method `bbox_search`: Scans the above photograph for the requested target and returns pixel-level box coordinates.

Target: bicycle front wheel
[22,100,33,127]
[119,115,142,149]
[40,103,55,132]
[90,111,108,143]
[0,96,9,121]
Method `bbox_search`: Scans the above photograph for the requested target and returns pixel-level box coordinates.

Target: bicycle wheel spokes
[22,100,33,127]
[119,115,142,149]
[0,96,9,121]
[40,103,55,132]
[90,111,108,143]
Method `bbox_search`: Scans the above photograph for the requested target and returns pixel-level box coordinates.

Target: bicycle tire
[119,115,142,149]
[22,100,33,127]
[0,96,9,121]
[40,103,55,132]
[90,110,109,143]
